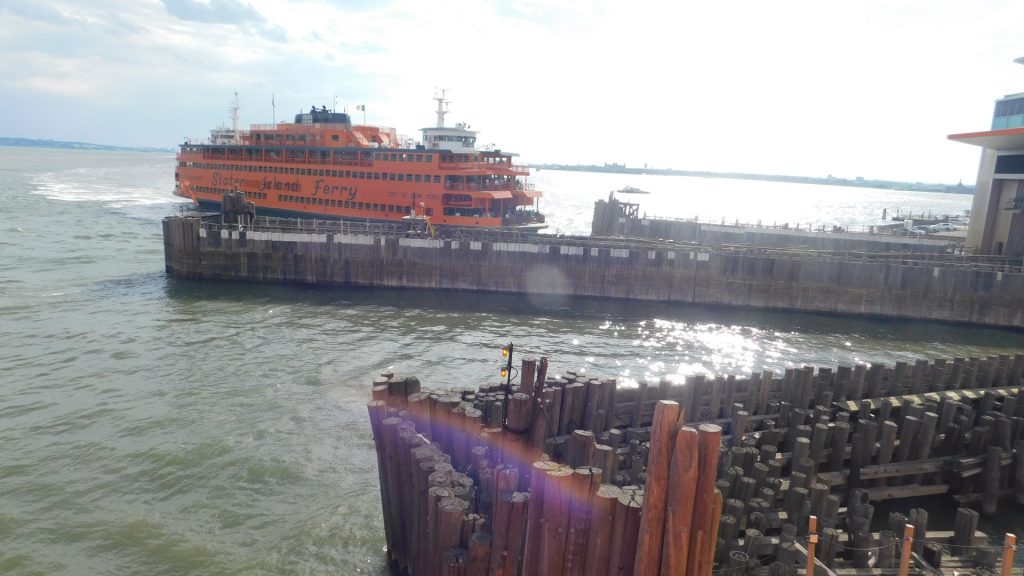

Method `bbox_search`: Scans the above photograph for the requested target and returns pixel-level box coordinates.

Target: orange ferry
[174,94,545,230]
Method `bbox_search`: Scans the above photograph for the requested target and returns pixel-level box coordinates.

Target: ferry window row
[255,134,311,142]
[181,148,514,170]
[372,152,433,163]
[277,194,433,215]
[196,146,371,164]
[428,135,476,145]
[439,154,510,164]
[189,146,436,165]
[180,162,442,183]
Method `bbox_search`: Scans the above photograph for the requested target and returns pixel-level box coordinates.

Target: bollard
[1002,533,1017,576]
[899,524,914,576]
[806,515,818,576]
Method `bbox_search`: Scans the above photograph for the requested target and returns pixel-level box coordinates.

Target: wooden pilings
[633,401,680,576]
[368,357,727,576]
[688,423,723,576]
[1003,533,1017,576]
[900,524,914,576]
[662,426,698,575]
[368,352,1023,576]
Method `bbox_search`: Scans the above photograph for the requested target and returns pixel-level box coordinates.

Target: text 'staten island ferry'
[174,93,545,231]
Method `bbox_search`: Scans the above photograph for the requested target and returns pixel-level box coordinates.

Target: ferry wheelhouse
[174,94,545,230]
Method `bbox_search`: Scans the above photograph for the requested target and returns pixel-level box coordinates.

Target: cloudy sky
[2,0,1022,183]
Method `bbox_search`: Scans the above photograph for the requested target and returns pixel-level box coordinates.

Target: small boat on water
[173,92,545,231]
[614,186,650,195]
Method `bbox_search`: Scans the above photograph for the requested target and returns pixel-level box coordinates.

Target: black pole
[501,342,513,432]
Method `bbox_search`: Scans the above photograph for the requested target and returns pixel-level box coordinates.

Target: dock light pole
[500,342,514,431]
[500,342,514,387]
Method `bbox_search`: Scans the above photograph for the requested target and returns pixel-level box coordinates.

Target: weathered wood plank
[838,385,1022,413]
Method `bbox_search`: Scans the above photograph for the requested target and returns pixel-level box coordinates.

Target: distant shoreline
[0,137,174,154]
[0,139,972,195]
[531,164,974,195]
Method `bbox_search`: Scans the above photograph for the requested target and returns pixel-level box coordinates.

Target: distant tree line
[0,137,173,153]
[531,163,974,194]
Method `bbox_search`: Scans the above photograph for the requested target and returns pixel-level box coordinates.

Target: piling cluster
[367,358,724,576]
[367,353,1024,575]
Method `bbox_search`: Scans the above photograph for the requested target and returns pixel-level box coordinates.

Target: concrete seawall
[164,216,1024,328]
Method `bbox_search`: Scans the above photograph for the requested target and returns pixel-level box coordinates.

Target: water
[528,169,972,235]
[0,146,1018,575]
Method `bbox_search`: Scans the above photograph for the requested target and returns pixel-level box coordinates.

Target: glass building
[949,59,1024,256]
[992,92,1024,130]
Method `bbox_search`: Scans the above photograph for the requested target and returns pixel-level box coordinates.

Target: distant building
[949,58,1024,256]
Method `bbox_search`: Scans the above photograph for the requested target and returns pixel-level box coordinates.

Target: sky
[2,0,1023,184]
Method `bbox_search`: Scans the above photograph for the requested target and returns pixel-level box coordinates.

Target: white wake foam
[32,167,176,208]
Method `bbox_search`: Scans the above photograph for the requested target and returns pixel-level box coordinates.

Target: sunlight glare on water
[619,319,797,384]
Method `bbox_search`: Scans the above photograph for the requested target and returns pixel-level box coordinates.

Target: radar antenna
[433,88,449,128]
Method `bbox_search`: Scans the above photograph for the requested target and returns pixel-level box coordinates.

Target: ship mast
[434,89,448,128]
[230,92,240,140]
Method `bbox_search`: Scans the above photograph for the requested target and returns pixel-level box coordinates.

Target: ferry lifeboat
[173,94,546,231]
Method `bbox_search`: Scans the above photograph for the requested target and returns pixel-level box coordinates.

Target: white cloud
[11,53,102,96]
[0,0,1022,183]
